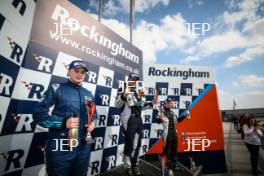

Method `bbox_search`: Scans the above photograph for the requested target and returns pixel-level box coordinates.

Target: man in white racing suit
[115,73,157,176]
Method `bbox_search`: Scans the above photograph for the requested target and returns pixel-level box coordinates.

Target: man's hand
[254,126,260,131]
[87,122,95,132]
[123,89,129,98]
[66,117,79,129]
[159,115,164,121]
[159,107,164,121]
[152,89,159,105]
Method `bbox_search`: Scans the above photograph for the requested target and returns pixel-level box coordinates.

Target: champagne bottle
[190,157,196,172]
[68,113,78,148]
[126,87,134,106]
[186,109,191,120]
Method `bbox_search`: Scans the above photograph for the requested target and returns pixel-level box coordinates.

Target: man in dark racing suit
[157,98,190,175]
[33,60,97,176]
[115,73,157,176]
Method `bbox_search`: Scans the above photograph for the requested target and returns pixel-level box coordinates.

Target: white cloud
[89,0,170,17]
[220,91,264,109]
[243,17,264,34]
[101,18,130,40]
[223,13,264,68]
[180,56,200,64]
[135,14,195,62]
[224,47,264,67]
[121,0,170,13]
[217,87,232,110]
[219,72,264,110]
[217,75,264,109]
[216,74,264,110]
[218,86,264,109]
[90,0,263,67]
[222,1,264,68]
[104,1,123,16]
[88,0,122,17]
[197,1,204,6]
[134,21,165,62]
[233,81,240,87]
[182,30,248,64]
[238,91,264,96]
[187,0,204,9]
[225,0,240,10]
[86,1,263,110]
[238,74,264,87]
[235,91,264,109]
[218,97,233,110]
[242,18,264,48]
[182,0,264,66]
[217,87,230,96]
[87,0,99,12]
[223,0,262,27]
[101,13,194,63]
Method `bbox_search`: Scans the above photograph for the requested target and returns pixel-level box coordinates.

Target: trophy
[137,81,147,107]
[85,97,96,144]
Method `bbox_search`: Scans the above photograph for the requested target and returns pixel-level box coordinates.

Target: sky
[69,0,264,110]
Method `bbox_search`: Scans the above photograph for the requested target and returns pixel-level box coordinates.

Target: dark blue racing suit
[33,80,97,176]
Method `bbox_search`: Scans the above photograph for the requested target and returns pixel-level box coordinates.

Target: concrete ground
[99,122,264,176]
[206,122,264,176]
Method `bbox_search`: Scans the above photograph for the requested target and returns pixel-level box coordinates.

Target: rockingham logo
[105,155,116,169]
[50,4,140,64]
[1,149,24,172]
[0,73,13,96]
[148,67,210,80]
[32,53,53,73]
[21,81,45,99]
[7,36,23,65]
[0,13,5,30]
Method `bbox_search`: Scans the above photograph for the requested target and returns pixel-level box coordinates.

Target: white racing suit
[115,90,152,169]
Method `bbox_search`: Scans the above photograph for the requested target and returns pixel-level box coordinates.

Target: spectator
[239,114,250,139]
[233,116,239,131]
[242,116,263,175]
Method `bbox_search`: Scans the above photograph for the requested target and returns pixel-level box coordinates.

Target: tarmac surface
[206,122,264,176]
[99,122,264,176]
